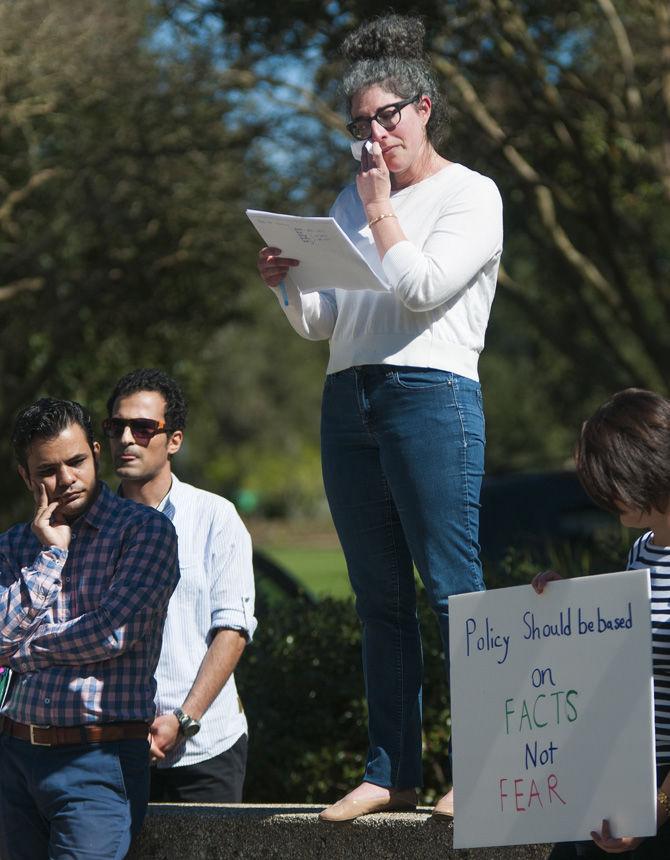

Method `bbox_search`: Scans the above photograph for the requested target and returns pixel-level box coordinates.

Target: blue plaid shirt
[0,482,179,726]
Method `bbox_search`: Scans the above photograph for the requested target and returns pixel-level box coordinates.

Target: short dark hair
[106,368,188,433]
[575,388,670,515]
[12,398,96,470]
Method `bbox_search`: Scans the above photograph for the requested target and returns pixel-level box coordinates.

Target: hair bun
[341,15,426,63]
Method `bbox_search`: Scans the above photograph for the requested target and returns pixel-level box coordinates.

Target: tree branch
[435,56,623,314]
[596,0,643,112]
[655,0,670,197]
[220,69,345,133]
[0,169,63,237]
[0,278,44,301]
[497,266,647,387]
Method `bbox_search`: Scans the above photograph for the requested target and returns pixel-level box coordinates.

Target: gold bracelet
[368,212,397,228]
[659,789,670,818]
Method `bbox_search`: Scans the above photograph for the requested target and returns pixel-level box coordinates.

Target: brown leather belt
[0,716,149,747]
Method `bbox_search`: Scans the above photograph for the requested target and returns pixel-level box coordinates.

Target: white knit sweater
[273,162,503,382]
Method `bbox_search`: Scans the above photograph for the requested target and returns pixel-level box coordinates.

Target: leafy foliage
[0,0,320,520]
[240,533,629,803]
[237,592,452,803]
[2,0,668,518]
[169,0,670,475]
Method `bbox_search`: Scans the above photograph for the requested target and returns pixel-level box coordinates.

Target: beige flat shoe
[319,787,417,823]
[432,791,454,819]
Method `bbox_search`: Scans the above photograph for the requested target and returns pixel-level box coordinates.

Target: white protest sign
[449,570,656,849]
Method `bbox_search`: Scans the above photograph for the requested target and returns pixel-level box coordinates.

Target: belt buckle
[29,724,52,746]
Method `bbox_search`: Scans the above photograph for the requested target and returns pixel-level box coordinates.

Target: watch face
[174,708,201,737]
[182,721,200,738]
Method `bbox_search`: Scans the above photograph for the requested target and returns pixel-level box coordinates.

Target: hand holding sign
[590,819,644,854]
[531,569,563,594]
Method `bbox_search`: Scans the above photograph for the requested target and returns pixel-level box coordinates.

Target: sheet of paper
[449,570,656,849]
[246,209,390,294]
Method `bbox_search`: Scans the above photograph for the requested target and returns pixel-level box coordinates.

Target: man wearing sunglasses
[0,398,180,860]
[105,369,256,803]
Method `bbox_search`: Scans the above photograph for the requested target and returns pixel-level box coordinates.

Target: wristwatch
[173,707,201,737]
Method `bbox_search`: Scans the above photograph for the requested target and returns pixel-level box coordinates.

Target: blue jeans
[321,365,486,789]
[0,735,150,860]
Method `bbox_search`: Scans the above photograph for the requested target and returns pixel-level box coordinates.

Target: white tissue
[351,139,374,161]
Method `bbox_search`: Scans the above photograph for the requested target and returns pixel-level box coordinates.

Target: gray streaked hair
[340,15,449,148]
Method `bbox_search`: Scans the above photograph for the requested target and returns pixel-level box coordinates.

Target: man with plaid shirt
[0,398,180,860]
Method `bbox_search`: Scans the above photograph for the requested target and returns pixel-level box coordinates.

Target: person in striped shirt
[533,388,670,858]
[105,369,256,803]
[0,398,180,860]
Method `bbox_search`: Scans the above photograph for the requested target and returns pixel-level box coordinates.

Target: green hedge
[238,533,628,804]
[237,592,452,804]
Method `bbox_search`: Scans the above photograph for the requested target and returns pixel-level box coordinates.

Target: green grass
[262,546,352,599]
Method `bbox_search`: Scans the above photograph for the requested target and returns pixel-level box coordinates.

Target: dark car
[479,469,618,569]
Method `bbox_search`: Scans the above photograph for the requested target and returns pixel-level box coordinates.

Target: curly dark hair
[340,14,449,148]
[106,369,188,433]
[574,388,670,515]
[12,398,96,470]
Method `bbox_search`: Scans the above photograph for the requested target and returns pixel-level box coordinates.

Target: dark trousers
[149,734,247,803]
[550,767,670,860]
[550,829,670,860]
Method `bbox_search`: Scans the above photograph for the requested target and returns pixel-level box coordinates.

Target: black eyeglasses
[346,94,421,141]
[102,417,167,447]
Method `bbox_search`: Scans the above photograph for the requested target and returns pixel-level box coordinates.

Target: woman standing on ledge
[258,14,503,821]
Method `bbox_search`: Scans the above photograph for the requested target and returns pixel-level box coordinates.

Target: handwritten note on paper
[449,570,656,850]
[246,209,390,294]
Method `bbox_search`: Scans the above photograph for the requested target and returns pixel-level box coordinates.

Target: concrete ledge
[128,804,552,859]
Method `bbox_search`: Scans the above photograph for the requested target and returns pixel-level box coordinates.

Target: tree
[436,0,669,383]
[441,0,670,463]
[4,0,667,520]
[166,0,670,469]
[0,0,309,519]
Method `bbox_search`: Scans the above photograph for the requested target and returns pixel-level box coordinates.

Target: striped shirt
[154,474,256,768]
[627,532,670,763]
[0,482,179,726]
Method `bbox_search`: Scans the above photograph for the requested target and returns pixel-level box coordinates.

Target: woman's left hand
[356,141,391,208]
[591,819,644,853]
[531,569,563,594]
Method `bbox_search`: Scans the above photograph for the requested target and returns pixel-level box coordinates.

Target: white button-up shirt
[156,474,256,768]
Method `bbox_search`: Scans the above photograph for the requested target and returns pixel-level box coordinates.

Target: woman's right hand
[257,246,299,289]
[531,569,563,594]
